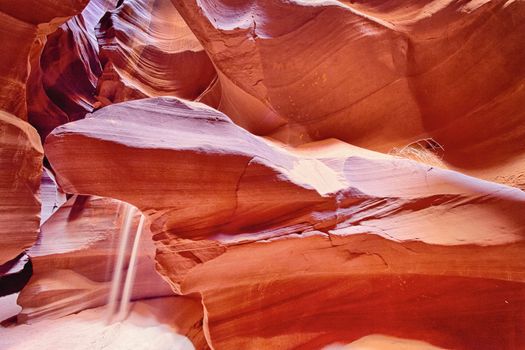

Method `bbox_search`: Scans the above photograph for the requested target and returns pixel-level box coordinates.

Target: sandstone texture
[0,0,90,120]
[96,0,216,105]
[27,0,118,139]
[0,112,43,265]
[174,0,525,185]
[1,0,524,349]
[18,195,173,322]
[45,97,525,349]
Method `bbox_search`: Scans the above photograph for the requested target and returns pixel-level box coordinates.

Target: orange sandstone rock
[45,97,525,349]
[0,0,91,120]
[0,111,43,265]
[27,0,118,139]
[173,0,525,184]
[17,195,173,322]
[95,0,216,105]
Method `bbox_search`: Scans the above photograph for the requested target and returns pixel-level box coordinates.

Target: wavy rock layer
[27,0,118,139]
[95,0,216,105]
[173,0,525,184]
[17,195,173,322]
[0,0,90,120]
[0,111,43,265]
[25,0,217,138]
[45,98,525,349]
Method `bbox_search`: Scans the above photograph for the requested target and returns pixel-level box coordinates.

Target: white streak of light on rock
[106,203,136,323]
[117,213,145,321]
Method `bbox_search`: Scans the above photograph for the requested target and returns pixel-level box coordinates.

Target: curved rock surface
[1,0,524,348]
[0,111,43,265]
[18,195,173,322]
[95,0,216,105]
[27,0,118,139]
[173,0,525,184]
[45,97,525,349]
[0,0,90,120]
[25,0,217,139]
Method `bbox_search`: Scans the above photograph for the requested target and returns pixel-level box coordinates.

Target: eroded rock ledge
[0,111,43,265]
[45,97,525,349]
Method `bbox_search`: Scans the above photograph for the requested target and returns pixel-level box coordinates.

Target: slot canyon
[0,0,524,349]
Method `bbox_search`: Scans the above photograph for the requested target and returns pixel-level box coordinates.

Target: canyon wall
[0,0,524,349]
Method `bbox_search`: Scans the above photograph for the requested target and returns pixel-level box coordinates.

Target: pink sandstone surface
[0,0,524,349]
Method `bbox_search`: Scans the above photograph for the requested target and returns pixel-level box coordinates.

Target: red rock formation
[0,0,91,120]
[45,97,525,349]
[95,0,216,105]
[27,0,118,139]
[26,0,217,138]
[0,111,43,265]
[1,1,524,348]
[173,0,525,184]
[17,195,173,322]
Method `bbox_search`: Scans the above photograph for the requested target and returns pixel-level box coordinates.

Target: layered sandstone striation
[173,0,525,184]
[0,0,91,120]
[27,0,118,139]
[0,112,43,265]
[95,0,216,105]
[45,97,525,349]
[1,0,524,348]
[17,195,173,322]
[25,0,217,139]
[0,111,42,321]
